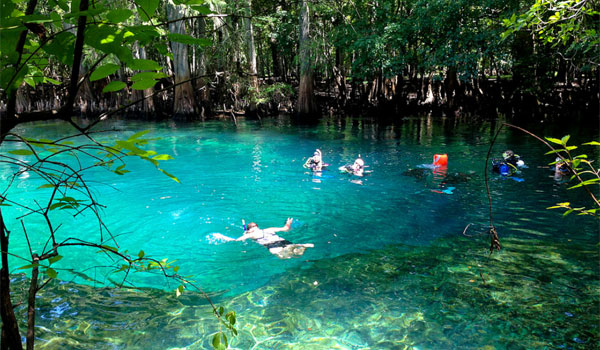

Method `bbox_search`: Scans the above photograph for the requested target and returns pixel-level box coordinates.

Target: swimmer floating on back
[219,218,314,259]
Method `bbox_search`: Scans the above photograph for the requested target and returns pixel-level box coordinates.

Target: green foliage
[502,0,599,65]
[0,0,209,105]
[545,135,600,217]
[250,82,294,105]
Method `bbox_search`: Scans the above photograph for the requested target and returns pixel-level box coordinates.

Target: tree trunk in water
[0,209,23,350]
[297,0,318,117]
[168,1,196,116]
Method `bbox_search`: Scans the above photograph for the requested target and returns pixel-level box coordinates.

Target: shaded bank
[5,74,598,121]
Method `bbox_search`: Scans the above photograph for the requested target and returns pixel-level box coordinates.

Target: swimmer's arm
[236,232,256,241]
[264,218,293,234]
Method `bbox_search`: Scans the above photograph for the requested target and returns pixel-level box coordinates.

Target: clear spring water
[2,115,598,349]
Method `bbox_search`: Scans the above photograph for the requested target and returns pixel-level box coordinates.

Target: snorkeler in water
[304,149,324,171]
[340,155,366,176]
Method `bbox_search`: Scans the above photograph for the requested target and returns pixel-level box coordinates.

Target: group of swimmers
[227,148,572,260]
[219,148,370,259]
[303,148,367,176]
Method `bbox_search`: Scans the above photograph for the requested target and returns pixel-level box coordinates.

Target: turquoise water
[2,115,598,349]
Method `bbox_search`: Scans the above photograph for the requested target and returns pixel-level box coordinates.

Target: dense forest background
[1,0,599,122]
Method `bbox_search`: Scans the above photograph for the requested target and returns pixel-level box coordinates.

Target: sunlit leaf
[545,137,562,145]
[159,168,180,183]
[152,154,173,161]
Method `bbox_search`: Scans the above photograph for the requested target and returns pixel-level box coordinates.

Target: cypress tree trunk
[196,17,211,118]
[168,1,196,116]
[297,0,318,117]
[245,0,258,91]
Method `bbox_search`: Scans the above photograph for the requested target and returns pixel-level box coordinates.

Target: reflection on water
[3,114,599,349]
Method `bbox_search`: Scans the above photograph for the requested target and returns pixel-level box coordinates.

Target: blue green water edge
[9,234,599,349]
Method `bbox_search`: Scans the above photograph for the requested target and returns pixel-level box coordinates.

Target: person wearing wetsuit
[235,218,314,259]
[492,150,524,176]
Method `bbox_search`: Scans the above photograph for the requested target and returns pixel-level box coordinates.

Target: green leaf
[212,333,221,349]
[44,77,61,85]
[131,72,167,81]
[563,209,574,216]
[582,141,600,146]
[129,58,161,71]
[128,130,150,140]
[152,154,174,161]
[100,245,118,252]
[49,202,65,210]
[8,149,34,155]
[46,268,58,278]
[37,184,56,189]
[545,137,563,145]
[131,79,157,90]
[544,149,564,155]
[159,168,180,183]
[226,311,236,325]
[102,81,127,93]
[90,64,120,81]
[135,0,159,21]
[560,135,570,145]
[190,5,212,14]
[24,77,36,88]
[106,9,133,23]
[48,255,63,264]
[138,250,145,258]
[17,263,39,270]
[43,32,76,66]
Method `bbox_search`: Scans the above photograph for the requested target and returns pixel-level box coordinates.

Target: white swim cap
[355,158,365,166]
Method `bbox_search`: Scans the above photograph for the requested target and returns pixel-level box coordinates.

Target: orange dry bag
[433,154,448,167]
